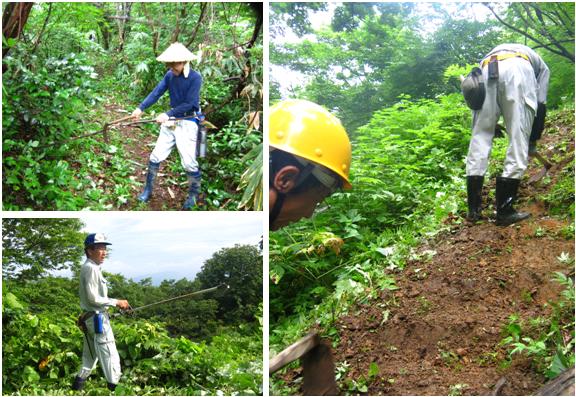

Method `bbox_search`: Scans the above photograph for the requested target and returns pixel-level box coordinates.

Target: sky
[52,212,263,284]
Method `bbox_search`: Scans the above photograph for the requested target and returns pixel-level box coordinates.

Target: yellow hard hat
[269,99,352,189]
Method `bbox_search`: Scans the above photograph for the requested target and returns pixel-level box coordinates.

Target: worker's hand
[131,108,142,120]
[156,113,170,124]
[116,300,130,310]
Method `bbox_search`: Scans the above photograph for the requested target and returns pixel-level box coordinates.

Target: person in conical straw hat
[131,42,203,210]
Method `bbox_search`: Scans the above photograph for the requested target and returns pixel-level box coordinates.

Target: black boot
[182,170,201,210]
[107,383,117,391]
[466,175,484,221]
[495,176,531,226]
[72,376,86,391]
[138,161,160,202]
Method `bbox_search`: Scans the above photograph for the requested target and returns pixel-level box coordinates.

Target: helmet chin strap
[269,191,285,227]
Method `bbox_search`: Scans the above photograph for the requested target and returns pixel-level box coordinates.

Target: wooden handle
[269,333,321,374]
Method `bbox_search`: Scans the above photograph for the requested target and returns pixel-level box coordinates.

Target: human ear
[273,166,300,194]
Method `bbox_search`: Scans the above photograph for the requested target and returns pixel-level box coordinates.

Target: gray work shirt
[483,43,550,104]
[79,258,118,312]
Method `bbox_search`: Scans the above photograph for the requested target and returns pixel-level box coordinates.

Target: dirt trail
[331,119,574,395]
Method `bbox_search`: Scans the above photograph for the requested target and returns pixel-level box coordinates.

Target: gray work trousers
[466,57,537,179]
[77,312,121,384]
[150,120,199,172]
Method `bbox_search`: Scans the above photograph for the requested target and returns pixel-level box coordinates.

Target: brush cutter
[112,283,229,318]
[270,333,338,396]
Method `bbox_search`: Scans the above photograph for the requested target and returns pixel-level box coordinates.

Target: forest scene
[2,2,263,211]
[2,218,263,395]
[269,2,574,395]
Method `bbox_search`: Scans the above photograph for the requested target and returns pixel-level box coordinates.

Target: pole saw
[112,283,229,318]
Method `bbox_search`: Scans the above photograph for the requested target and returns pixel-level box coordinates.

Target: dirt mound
[336,217,572,395]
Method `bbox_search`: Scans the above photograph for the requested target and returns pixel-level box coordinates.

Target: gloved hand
[528,141,537,156]
[131,108,143,119]
[156,113,170,124]
[530,103,546,142]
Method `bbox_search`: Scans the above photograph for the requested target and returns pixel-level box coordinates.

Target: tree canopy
[270,2,575,133]
[2,218,85,280]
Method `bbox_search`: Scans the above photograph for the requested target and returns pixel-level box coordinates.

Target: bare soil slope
[333,112,574,395]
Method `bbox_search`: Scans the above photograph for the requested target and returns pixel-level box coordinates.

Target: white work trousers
[150,120,199,173]
[466,57,537,179]
[77,313,121,384]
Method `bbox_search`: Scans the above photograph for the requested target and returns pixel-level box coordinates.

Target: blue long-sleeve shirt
[138,69,202,117]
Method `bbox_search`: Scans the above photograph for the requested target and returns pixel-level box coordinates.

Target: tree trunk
[185,2,208,48]
[2,2,34,59]
[115,2,132,52]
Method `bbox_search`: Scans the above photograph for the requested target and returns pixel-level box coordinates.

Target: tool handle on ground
[269,333,321,374]
[533,151,553,169]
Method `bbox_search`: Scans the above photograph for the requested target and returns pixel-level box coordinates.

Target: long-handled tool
[36,114,135,149]
[494,124,554,183]
[113,283,229,318]
[270,333,338,396]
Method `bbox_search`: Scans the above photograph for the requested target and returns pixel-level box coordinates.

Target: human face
[167,62,185,76]
[87,244,108,265]
[270,185,332,230]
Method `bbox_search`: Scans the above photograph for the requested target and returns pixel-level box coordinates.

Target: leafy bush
[2,287,262,395]
[270,94,469,345]
[2,51,100,209]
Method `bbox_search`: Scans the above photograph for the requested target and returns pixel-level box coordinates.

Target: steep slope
[333,108,574,395]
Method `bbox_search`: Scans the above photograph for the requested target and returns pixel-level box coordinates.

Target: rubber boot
[182,170,201,210]
[466,175,484,222]
[71,376,86,391]
[107,383,117,391]
[138,161,160,202]
[495,176,531,226]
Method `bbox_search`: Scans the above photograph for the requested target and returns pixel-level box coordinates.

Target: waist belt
[481,52,530,68]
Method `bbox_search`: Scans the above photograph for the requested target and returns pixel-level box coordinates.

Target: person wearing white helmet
[463,43,550,226]
[72,233,130,392]
[131,42,203,209]
[269,99,352,230]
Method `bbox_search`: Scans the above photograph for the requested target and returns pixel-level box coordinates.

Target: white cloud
[71,212,262,283]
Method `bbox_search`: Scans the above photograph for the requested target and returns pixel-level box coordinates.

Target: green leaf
[22,365,40,383]
[368,362,379,378]
[3,292,24,310]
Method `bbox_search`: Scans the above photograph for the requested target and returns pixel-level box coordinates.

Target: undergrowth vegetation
[2,291,262,396]
[270,98,575,393]
[2,2,263,210]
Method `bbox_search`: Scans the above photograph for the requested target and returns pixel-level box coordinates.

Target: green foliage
[270,94,469,355]
[196,244,263,323]
[2,2,262,210]
[2,277,262,395]
[2,219,85,280]
[500,272,575,379]
[238,142,263,210]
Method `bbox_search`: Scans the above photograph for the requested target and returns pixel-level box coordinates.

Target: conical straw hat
[156,42,195,62]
